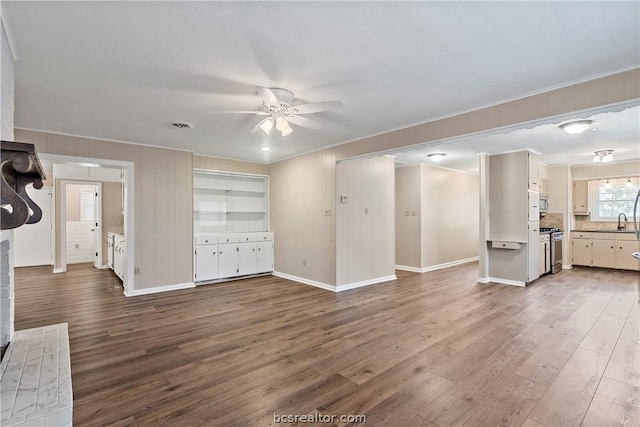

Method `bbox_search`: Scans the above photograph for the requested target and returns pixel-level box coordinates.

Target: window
[80,189,95,221]
[590,177,639,221]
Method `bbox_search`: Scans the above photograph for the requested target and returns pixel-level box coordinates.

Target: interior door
[14,186,53,267]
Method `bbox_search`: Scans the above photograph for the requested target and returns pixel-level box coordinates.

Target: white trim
[193,168,269,179]
[483,277,526,287]
[125,282,195,297]
[395,265,423,273]
[15,127,194,154]
[562,264,573,270]
[52,267,65,274]
[396,257,479,273]
[1,3,18,61]
[477,277,490,284]
[336,275,397,292]
[272,271,336,292]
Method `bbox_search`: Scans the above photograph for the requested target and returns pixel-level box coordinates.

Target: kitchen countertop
[571,229,635,234]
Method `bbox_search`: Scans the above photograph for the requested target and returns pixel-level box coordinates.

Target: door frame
[60,180,102,271]
[39,154,135,297]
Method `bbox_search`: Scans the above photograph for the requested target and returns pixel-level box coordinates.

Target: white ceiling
[5,1,640,165]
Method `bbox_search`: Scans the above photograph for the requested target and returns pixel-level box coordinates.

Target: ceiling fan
[209,87,342,136]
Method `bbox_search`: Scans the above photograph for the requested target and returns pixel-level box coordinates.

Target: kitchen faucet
[617,213,628,230]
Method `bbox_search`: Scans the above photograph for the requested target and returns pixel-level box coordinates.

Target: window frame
[589,177,639,222]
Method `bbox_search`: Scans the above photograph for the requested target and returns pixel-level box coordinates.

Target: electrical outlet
[405,211,410,216]
[324,208,332,216]
[302,259,307,266]
[75,244,79,249]
[134,267,140,275]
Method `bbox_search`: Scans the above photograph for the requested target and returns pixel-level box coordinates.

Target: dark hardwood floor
[14,263,639,427]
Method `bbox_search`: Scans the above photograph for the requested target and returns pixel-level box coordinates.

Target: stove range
[540,227,561,233]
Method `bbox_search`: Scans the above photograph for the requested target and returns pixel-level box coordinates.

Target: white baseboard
[396,256,479,273]
[272,271,336,292]
[125,282,195,297]
[336,275,397,292]
[97,264,110,270]
[52,267,66,274]
[477,276,526,287]
[562,264,573,270]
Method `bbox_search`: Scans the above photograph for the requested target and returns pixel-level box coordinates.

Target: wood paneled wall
[15,130,193,291]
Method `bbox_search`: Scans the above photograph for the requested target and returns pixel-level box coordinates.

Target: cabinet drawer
[217,234,238,244]
[253,232,273,241]
[491,241,521,250]
[195,236,218,245]
[238,234,258,242]
[539,234,550,243]
[572,232,592,239]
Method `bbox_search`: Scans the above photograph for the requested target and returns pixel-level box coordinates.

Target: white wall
[336,156,396,288]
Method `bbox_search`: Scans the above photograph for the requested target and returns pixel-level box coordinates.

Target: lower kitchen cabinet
[571,232,639,271]
[591,239,616,268]
[194,232,274,283]
[107,232,126,281]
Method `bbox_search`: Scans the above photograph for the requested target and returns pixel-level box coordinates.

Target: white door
[218,243,239,278]
[195,245,219,282]
[238,242,257,276]
[14,186,53,267]
[256,241,274,273]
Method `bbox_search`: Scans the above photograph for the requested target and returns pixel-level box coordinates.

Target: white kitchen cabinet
[527,223,540,282]
[539,234,550,276]
[238,241,257,276]
[617,240,640,271]
[528,153,540,192]
[194,238,219,282]
[571,232,638,271]
[591,239,615,268]
[112,234,125,281]
[572,181,589,214]
[571,235,592,266]
[107,233,114,270]
[528,191,540,221]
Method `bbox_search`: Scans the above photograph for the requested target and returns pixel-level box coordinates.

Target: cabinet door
[545,242,551,273]
[538,242,546,275]
[572,238,592,266]
[528,191,540,220]
[592,239,615,268]
[117,237,126,280]
[107,236,114,270]
[573,181,588,212]
[218,243,239,278]
[528,224,540,282]
[528,153,540,191]
[195,245,219,282]
[616,241,640,271]
[256,241,274,273]
[238,242,257,276]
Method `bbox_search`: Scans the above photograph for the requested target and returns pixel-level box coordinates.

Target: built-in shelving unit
[193,171,268,234]
[193,170,272,284]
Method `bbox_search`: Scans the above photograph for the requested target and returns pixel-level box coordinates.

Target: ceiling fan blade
[257,87,279,108]
[288,115,320,130]
[291,101,343,115]
[207,110,269,115]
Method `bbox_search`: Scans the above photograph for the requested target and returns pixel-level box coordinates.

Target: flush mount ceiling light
[559,120,593,135]
[593,149,614,163]
[261,147,271,152]
[427,153,446,162]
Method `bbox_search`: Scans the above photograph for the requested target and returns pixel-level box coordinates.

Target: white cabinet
[194,238,219,282]
[570,232,639,271]
[111,234,125,281]
[539,234,550,276]
[572,181,589,214]
[193,232,274,283]
[107,233,114,270]
[256,241,274,273]
[527,223,540,282]
[528,153,540,192]
[528,191,540,221]
[218,242,240,278]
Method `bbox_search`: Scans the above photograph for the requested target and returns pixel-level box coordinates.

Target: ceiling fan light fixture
[559,120,592,135]
[592,154,601,163]
[427,153,446,162]
[275,116,289,132]
[281,126,293,137]
[258,118,274,135]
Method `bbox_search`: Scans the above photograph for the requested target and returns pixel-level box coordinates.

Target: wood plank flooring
[13,263,640,427]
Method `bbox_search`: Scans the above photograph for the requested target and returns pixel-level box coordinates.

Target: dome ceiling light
[559,120,594,135]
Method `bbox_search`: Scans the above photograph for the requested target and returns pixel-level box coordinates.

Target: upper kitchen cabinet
[572,180,589,215]
[193,170,269,235]
[528,152,540,192]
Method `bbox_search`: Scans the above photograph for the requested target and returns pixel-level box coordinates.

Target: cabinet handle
[611,246,614,249]
[620,247,623,250]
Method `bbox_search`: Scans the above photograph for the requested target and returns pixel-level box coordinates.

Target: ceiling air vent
[170,122,193,129]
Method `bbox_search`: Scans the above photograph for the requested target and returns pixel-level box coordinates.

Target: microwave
[540,195,549,213]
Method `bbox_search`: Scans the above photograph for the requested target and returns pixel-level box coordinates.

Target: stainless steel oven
[551,231,563,274]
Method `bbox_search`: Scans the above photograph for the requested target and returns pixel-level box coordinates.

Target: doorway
[64,182,101,268]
